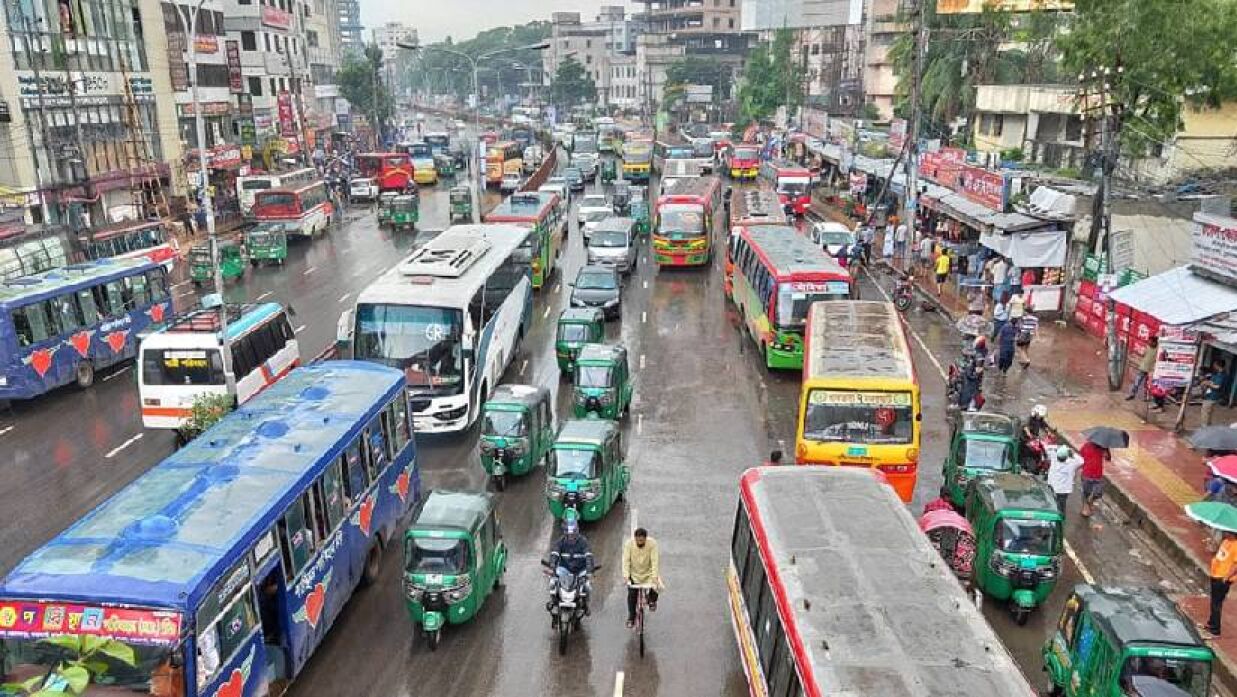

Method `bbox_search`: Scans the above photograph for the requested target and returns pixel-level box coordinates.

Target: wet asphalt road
[0,143,1209,696]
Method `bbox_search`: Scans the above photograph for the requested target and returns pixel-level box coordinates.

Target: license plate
[425,574,443,585]
[846,446,868,457]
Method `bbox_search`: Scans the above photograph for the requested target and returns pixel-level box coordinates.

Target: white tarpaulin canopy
[979,228,1068,268]
[1109,265,1237,326]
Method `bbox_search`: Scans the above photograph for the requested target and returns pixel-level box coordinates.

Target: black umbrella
[1083,426,1130,449]
[1189,425,1237,452]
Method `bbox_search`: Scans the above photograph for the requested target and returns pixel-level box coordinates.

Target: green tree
[664,56,732,103]
[338,44,394,131]
[1056,0,1237,156]
[550,57,597,108]
[177,391,235,443]
[400,21,551,102]
[736,28,805,126]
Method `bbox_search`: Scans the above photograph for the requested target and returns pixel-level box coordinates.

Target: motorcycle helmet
[1032,404,1048,419]
[1056,445,1071,461]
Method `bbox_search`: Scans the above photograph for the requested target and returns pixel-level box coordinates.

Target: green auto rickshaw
[940,411,1021,508]
[1043,584,1214,697]
[376,191,399,225]
[245,222,288,267]
[403,490,507,651]
[572,343,634,420]
[630,199,650,237]
[189,240,246,287]
[449,186,473,223]
[555,308,605,376]
[546,418,629,522]
[600,159,617,184]
[966,472,1064,625]
[389,194,419,231]
[480,384,555,491]
[434,153,456,179]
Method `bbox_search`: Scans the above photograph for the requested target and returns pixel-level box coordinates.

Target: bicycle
[629,583,656,657]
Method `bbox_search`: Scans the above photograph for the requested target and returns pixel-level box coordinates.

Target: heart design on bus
[24,347,56,377]
[68,330,93,358]
[392,471,411,502]
[147,302,167,324]
[303,583,326,628]
[214,668,244,697]
[103,330,129,354]
[356,496,375,536]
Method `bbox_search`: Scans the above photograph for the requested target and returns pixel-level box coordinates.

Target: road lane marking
[636,413,643,436]
[641,311,648,324]
[643,280,648,289]
[295,324,307,333]
[614,671,625,697]
[338,292,351,304]
[542,305,551,319]
[105,433,143,459]
[1063,539,1096,584]
[101,366,131,382]
[303,266,316,275]
[639,354,646,369]
[520,359,528,375]
[555,282,562,293]
[255,291,273,302]
[0,425,13,437]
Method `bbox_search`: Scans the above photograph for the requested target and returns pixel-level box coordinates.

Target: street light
[396,40,550,223]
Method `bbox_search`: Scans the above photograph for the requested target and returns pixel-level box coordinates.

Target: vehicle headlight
[603,298,619,307]
[480,440,496,454]
[574,391,588,404]
[599,391,614,405]
[989,554,1017,577]
[446,577,473,604]
[405,579,423,600]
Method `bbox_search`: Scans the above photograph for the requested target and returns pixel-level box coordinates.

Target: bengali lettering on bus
[0,600,182,645]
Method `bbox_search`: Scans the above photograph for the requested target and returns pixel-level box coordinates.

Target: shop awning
[979,228,1068,268]
[937,192,998,229]
[1109,266,1237,326]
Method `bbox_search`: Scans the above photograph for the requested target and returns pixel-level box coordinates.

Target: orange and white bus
[728,466,1037,697]
[251,180,333,238]
[485,141,523,186]
[653,176,721,267]
[82,220,178,273]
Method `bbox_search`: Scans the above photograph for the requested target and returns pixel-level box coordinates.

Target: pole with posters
[1174,339,1206,433]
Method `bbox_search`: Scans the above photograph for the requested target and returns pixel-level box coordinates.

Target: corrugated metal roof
[1110,266,1237,325]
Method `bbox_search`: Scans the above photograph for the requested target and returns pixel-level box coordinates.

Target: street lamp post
[396,40,549,223]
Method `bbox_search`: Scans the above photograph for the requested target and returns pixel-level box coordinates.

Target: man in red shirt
[1080,441,1110,517]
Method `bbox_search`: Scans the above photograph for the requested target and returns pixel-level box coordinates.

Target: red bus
[759,160,813,216]
[724,186,788,297]
[81,220,178,272]
[729,466,1038,697]
[356,152,414,192]
[653,176,721,267]
[251,180,333,238]
[728,144,760,180]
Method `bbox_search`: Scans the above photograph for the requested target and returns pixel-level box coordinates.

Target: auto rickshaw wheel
[192,280,202,288]
[250,259,259,268]
[361,542,383,586]
[493,473,507,492]
[1045,684,1063,697]
[1012,605,1030,626]
[426,628,441,652]
[75,361,95,389]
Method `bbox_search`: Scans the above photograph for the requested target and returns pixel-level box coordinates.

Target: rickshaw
[376,191,400,225]
[556,308,605,376]
[546,419,629,522]
[966,472,1064,625]
[434,153,456,180]
[600,158,617,185]
[403,490,507,651]
[940,411,1021,508]
[189,240,246,287]
[449,185,473,223]
[629,198,650,238]
[245,222,288,266]
[1044,585,1214,697]
[480,384,555,491]
[389,194,419,231]
[917,508,976,589]
[572,343,634,420]
[611,180,632,216]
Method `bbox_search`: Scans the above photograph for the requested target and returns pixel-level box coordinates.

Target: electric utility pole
[902,0,928,267]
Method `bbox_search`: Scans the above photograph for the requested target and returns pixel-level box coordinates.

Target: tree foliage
[402,21,551,101]
[1056,0,1237,156]
[178,391,235,442]
[664,56,732,103]
[737,29,805,126]
[550,57,597,108]
[338,44,395,130]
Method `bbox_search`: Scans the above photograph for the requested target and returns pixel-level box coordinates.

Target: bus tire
[75,361,95,389]
[361,541,383,586]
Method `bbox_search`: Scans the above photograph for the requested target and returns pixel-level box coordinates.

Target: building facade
[336,0,363,55]
[634,0,752,110]
[544,8,642,112]
[861,0,900,120]
[372,22,417,95]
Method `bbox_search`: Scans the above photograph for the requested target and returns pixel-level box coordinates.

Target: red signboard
[226,40,243,93]
[193,35,218,54]
[956,163,1006,211]
[920,147,966,189]
[261,5,291,29]
[277,91,296,137]
[0,600,182,645]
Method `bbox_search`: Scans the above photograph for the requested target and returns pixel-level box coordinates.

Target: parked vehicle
[571,343,634,420]
[480,384,555,490]
[556,308,605,376]
[940,411,1021,508]
[546,418,629,522]
[569,265,621,320]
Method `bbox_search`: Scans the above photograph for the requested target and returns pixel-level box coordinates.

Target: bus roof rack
[399,235,492,279]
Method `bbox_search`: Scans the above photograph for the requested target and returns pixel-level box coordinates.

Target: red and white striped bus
[251,180,333,238]
[81,220,178,272]
[728,466,1037,697]
[759,160,813,216]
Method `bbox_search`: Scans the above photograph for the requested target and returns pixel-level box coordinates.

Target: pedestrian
[1204,531,1237,637]
[1201,360,1228,427]
[1127,336,1159,401]
[1079,439,1111,517]
[997,319,1017,374]
[860,225,874,264]
[918,235,934,278]
[894,220,909,265]
[990,256,1009,303]
[1016,313,1037,368]
[882,225,895,260]
[1047,445,1085,519]
[992,292,1010,340]
[1008,289,1026,322]
[934,247,951,296]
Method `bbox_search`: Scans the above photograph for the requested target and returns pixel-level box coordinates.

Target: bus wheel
[75,361,95,389]
[361,542,383,586]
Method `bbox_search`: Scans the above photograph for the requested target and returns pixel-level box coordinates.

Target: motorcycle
[541,560,601,655]
[1022,432,1058,477]
[893,275,914,312]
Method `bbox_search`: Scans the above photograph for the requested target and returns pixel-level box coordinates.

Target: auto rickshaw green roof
[961,412,1017,437]
[972,472,1060,514]
[555,418,617,447]
[576,343,624,365]
[559,307,605,324]
[410,490,493,536]
[1075,584,1212,652]
[485,384,548,411]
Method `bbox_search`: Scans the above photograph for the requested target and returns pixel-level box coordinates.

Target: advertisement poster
[1152,337,1198,388]
[848,171,867,196]
[956,163,1006,211]
[226,40,243,93]
[938,0,1073,12]
[0,600,181,645]
[1192,213,1237,285]
[277,91,296,137]
[261,5,291,29]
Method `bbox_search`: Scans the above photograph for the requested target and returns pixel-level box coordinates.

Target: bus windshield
[241,179,272,191]
[142,348,226,386]
[1,637,174,692]
[803,390,914,444]
[354,304,464,396]
[552,449,597,479]
[659,208,705,237]
[407,537,471,576]
[776,283,850,327]
[407,143,432,159]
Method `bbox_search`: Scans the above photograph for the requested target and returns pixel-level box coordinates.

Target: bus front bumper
[412,401,471,433]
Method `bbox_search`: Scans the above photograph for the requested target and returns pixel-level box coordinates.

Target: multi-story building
[372,22,417,95]
[0,0,181,227]
[544,8,642,111]
[862,0,900,120]
[634,0,753,111]
[610,55,640,110]
[305,0,342,148]
[337,0,363,55]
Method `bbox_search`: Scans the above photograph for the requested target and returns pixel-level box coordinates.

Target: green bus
[729,225,855,370]
[484,191,565,289]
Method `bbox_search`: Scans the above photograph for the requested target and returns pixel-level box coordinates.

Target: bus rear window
[242,180,272,191]
[255,193,296,209]
[142,348,225,386]
[803,390,914,445]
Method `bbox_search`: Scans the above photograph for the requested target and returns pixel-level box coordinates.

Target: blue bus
[0,361,419,697]
[0,257,172,401]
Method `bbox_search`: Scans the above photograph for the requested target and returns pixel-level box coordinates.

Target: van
[586,217,637,274]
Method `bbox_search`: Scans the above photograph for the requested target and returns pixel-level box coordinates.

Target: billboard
[937,0,1073,13]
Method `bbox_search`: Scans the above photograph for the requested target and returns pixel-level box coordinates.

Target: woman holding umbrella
[1080,427,1130,518]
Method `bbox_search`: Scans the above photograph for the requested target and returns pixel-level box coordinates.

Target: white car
[349,177,378,202]
[577,194,610,225]
[542,177,570,201]
[811,221,856,259]
[501,172,523,193]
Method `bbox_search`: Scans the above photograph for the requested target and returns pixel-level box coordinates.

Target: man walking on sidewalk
[1080,440,1111,517]
[1201,360,1228,427]
[1126,336,1159,401]
[1205,531,1237,637]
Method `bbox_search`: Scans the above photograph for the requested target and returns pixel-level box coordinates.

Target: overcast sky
[361,0,635,43]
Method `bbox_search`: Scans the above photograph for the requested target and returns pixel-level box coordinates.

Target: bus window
[76,288,100,325]
[195,590,257,692]
[231,337,257,377]
[143,348,225,386]
[366,416,388,474]
[277,494,315,581]
[387,398,410,451]
[147,270,168,300]
[320,460,348,530]
[53,294,81,334]
[342,437,368,502]
[124,273,151,309]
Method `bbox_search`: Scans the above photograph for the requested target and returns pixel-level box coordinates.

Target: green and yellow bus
[484,191,564,288]
[730,225,853,370]
[622,139,652,182]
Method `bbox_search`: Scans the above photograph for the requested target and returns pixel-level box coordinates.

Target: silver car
[586,217,637,274]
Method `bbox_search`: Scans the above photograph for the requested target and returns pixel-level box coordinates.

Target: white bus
[346,224,534,434]
[236,167,319,215]
[137,302,300,433]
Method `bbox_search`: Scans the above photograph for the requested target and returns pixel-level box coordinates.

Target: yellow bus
[796,300,921,502]
[485,141,523,186]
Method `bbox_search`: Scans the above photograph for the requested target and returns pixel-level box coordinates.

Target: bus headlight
[906,448,919,463]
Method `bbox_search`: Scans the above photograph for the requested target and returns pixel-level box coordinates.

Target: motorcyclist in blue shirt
[549,513,594,613]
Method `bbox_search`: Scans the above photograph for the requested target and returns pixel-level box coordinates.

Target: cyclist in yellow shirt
[622,527,661,628]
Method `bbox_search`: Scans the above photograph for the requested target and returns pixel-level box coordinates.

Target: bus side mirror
[336,310,353,345]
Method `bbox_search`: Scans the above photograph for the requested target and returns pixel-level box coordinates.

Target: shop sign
[193,35,218,54]
[277,91,296,137]
[848,171,867,196]
[261,5,291,29]
[179,101,231,117]
[1191,213,1237,286]
[956,163,1006,211]
[0,600,182,646]
[889,119,907,150]
[1153,336,1198,388]
[239,118,256,147]
[226,40,244,93]
[920,147,966,188]
[16,73,153,106]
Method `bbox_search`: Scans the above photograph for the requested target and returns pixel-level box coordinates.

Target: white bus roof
[355,224,532,308]
[805,300,914,382]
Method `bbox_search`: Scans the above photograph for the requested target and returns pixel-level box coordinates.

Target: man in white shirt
[1047,445,1085,520]
[894,222,909,264]
[990,256,1009,300]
